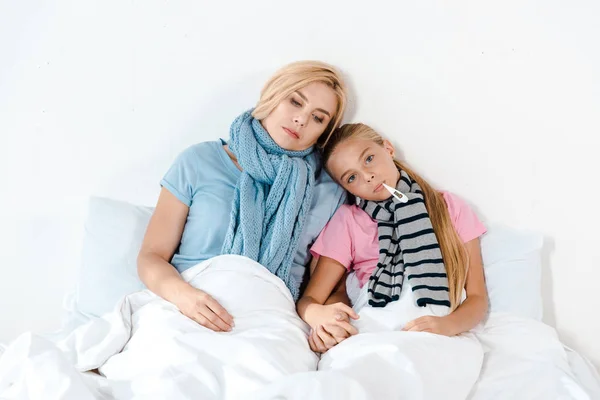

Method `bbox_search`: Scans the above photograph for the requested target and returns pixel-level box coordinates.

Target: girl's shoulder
[438,191,487,242]
[332,203,377,226]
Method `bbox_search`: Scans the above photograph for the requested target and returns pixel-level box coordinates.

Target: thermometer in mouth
[382,183,408,203]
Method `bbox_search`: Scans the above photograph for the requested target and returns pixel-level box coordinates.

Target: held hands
[306,303,360,353]
[175,286,235,332]
[401,315,458,336]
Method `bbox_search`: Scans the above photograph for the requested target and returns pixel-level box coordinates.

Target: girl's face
[261,82,338,152]
[327,137,401,202]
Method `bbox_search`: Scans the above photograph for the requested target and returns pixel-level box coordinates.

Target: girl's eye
[291,98,302,107]
[313,114,324,124]
[366,155,374,164]
[347,174,356,184]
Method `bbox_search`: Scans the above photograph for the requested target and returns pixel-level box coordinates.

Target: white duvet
[0,255,595,399]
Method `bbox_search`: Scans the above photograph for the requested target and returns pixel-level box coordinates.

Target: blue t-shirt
[160,140,346,294]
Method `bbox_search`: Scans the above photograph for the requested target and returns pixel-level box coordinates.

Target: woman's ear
[382,139,396,158]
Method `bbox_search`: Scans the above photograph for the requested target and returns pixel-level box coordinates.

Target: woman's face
[326,137,401,202]
[261,82,338,151]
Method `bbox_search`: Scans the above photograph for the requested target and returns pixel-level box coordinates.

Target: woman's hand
[175,286,235,332]
[305,303,359,352]
[401,315,458,336]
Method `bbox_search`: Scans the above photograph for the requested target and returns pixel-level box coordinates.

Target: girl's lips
[374,183,383,193]
[283,127,299,139]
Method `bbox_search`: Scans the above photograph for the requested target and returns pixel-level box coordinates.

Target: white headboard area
[1,1,598,367]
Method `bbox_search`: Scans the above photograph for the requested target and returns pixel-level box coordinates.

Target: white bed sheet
[1,255,598,399]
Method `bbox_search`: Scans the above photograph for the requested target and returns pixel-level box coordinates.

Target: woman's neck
[223,144,242,171]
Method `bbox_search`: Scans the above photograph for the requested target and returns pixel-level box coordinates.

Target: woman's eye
[313,115,324,124]
[347,174,356,184]
[291,98,302,107]
[366,155,374,164]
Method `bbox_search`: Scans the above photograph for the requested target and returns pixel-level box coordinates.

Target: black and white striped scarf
[360,170,451,308]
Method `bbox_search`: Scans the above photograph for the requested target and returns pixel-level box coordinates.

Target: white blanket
[0,255,594,399]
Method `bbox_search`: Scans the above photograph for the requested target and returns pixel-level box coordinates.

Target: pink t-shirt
[310,191,487,287]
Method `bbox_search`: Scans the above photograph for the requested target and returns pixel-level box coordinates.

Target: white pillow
[480,224,544,320]
[75,197,152,317]
[71,197,544,322]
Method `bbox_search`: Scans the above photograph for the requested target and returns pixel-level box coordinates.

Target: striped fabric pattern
[360,170,450,308]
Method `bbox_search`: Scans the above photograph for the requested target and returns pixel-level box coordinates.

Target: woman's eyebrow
[295,90,331,117]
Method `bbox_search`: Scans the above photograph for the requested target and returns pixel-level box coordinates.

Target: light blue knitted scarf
[222,110,318,299]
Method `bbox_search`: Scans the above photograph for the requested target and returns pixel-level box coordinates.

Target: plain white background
[1,1,599,368]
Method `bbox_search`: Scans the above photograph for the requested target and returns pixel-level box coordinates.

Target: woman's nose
[293,115,306,127]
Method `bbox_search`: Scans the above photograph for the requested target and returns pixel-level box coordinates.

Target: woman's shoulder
[311,169,347,216]
[178,140,223,158]
[173,140,235,170]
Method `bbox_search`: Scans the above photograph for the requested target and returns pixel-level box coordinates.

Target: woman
[137,61,349,333]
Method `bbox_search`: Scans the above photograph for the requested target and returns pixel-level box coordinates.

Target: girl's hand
[306,303,359,352]
[401,315,458,336]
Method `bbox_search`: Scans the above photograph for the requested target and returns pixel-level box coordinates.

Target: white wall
[1,1,599,368]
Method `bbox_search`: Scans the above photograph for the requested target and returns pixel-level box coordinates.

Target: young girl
[297,123,488,353]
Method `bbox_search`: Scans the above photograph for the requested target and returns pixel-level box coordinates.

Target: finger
[334,312,349,322]
[193,313,223,332]
[308,331,319,352]
[205,297,234,327]
[317,325,338,349]
[322,324,349,341]
[312,329,327,353]
[334,320,358,336]
[402,317,425,331]
[200,306,232,332]
[335,304,360,320]
[406,323,429,332]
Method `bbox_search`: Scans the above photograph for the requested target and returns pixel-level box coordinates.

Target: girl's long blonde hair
[252,61,348,145]
[322,123,468,310]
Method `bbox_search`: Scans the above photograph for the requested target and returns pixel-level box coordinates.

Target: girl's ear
[382,139,396,158]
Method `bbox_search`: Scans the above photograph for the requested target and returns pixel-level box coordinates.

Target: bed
[0,197,598,399]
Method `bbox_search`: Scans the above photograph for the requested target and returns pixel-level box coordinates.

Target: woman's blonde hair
[252,60,348,145]
[322,123,468,310]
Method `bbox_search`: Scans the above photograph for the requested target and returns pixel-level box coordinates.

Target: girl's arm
[324,276,351,306]
[403,237,488,335]
[297,256,357,324]
[297,256,359,351]
[444,237,488,333]
[307,256,352,307]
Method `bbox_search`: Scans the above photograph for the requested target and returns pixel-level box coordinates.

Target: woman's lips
[283,127,299,139]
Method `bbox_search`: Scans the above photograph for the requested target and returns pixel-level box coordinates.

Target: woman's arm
[403,238,488,335]
[138,188,234,332]
[137,188,190,302]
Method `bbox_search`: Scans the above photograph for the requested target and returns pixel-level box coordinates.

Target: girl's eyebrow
[340,147,371,182]
[358,147,371,162]
[295,90,331,117]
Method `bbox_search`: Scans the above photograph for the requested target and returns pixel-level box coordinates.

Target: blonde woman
[298,123,488,352]
[138,61,349,332]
